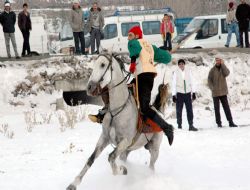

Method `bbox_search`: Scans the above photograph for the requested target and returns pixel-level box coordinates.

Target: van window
[103,24,118,39]
[221,19,228,34]
[142,21,160,35]
[121,22,140,36]
[196,19,218,39]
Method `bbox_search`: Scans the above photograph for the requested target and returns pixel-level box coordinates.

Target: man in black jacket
[236,0,250,48]
[18,3,32,57]
[0,1,20,59]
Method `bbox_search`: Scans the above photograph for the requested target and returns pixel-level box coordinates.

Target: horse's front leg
[108,138,131,175]
[66,133,109,190]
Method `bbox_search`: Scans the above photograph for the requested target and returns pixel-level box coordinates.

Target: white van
[0,16,48,57]
[101,12,177,52]
[58,10,176,54]
[173,14,250,49]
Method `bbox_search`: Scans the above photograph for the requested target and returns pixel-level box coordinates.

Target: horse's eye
[101,63,105,68]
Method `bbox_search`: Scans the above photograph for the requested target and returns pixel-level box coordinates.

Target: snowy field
[1,52,250,190]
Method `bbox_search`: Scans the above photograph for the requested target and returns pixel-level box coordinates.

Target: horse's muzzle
[87,81,102,96]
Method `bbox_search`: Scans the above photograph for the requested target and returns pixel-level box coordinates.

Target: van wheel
[193,47,202,49]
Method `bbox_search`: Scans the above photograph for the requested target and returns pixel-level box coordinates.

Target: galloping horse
[66,52,163,190]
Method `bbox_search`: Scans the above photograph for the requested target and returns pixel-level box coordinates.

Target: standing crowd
[226,0,250,48]
[0,1,32,59]
[70,1,104,55]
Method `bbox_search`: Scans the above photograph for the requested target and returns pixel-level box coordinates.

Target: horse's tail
[153,83,169,113]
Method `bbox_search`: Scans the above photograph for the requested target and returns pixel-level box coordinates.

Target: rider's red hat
[128,26,143,39]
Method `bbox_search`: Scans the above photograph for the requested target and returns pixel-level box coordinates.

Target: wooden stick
[135,75,140,110]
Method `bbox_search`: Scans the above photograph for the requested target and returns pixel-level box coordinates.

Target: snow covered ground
[1,52,250,190]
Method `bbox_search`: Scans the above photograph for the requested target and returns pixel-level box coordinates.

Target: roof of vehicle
[104,13,174,24]
[193,14,226,19]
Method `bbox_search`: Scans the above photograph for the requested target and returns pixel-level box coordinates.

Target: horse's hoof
[120,165,127,175]
[149,165,155,171]
[66,184,77,190]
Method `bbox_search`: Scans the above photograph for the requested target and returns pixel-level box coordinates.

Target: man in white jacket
[172,59,198,131]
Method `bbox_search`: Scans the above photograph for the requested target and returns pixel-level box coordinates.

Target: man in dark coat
[0,1,20,59]
[208,57,237,128]
[18,3,32,57]
[236,0,250,48]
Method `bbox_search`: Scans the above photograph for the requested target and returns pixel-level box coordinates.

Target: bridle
[95,54,132,119]
[96,54,131,94]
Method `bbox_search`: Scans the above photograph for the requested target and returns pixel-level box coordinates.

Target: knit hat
[4,1,11,6]
[229,2,234,8]
[128,26,143,39]
[178,59,185,65]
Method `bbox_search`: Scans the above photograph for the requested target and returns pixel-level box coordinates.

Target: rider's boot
[88,107,107,123]
[89,90,110,123]
[151,113,174,146]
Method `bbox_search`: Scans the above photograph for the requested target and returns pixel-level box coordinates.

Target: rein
[97,54,131,96]
[95,54,145,149]
[96,54,131,119]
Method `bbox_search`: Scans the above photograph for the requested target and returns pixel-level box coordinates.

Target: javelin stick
[135,74,140,110]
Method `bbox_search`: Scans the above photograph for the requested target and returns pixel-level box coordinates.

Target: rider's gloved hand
[129,62,136,73]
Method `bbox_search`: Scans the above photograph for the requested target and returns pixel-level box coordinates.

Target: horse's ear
[99,47,113,56]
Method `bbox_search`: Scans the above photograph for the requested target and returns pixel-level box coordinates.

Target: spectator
[160,14,174,51]
[88,2,104,54]
[0,1,20,59]
[225,2,240,48]
[208,57,237,128]
[236,0,250,48]
[70,0,85,55]
[18,3,32,57]
[172,59,198,131]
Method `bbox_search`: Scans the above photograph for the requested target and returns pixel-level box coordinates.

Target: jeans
[163,32,172,51]
[225,22,240,46]
[90,28,101,54]
[73,32,85,54]
[21,30,31,55]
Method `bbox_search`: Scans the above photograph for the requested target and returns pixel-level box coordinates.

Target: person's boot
[88,107,107,123]
[178,124,182,129]
[189,125,198,131]
[229,121,238,127]
[151,114,174,146]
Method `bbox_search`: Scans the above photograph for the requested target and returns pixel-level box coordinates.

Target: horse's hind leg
[67,133,109,190]
[108,138,130,175]
[148,133,163,170]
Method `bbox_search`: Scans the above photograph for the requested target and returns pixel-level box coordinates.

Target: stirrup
[88,114,102,123]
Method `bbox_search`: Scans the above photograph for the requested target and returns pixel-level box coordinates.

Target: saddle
[128,84,162,134]
[137,115,162,133]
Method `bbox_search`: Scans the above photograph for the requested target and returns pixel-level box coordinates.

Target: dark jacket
[87,7,104,32]
[18,11,32,31]
[236,3,250,29]
[0,11,16,33]
[208,63,230,97]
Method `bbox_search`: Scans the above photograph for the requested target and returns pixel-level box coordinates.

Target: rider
[89,26,174,145]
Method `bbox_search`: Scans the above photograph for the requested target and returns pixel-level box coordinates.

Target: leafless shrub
[0,123,14,139]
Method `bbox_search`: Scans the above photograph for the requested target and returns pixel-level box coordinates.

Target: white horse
[66,53,163,190]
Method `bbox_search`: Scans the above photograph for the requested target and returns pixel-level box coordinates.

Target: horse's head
[87,53,113,96]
